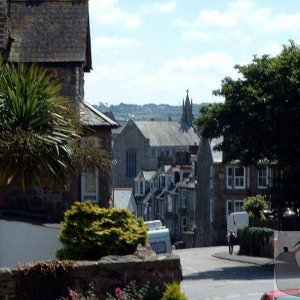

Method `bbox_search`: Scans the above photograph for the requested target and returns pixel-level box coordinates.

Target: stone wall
[0,255,182,300]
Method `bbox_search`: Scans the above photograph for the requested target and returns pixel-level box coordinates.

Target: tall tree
[195,41,300,213]
[0,58,108,189]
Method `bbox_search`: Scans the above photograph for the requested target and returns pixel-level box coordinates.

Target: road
[173,246,274,300]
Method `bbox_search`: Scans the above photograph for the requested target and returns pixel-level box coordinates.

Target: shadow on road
[183,264,274,281]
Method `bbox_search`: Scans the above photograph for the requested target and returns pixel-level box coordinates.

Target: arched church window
[126,147,136,178]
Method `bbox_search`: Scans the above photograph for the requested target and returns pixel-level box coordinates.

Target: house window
[159,175,165,188]
[139,181,144,195]
[258,167,270,189]
[135,180,145,196]
[167,195,173,212]
[234,200,245,212]
[227,166,246,189]
[180,189,187,208]
[81,137,99,203]
[126,147,136,178]
[181,216,188,232]
[226,199,244,216]
[227,167,233,189]
[234,167,245,188]
[81,169,99,203]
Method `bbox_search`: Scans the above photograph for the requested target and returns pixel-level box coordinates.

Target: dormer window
[134,180,145,196]
[159,175,165,188]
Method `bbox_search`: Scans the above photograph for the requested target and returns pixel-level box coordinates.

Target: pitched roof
[8,0,91,70]
[113,188,135,210]
[135,121,200,147]
[177,176,196,189]
[80,101,119,128]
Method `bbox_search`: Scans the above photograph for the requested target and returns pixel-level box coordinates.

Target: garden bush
[161,281,187,300]
[56,201,148,260]
[237,226,274,258]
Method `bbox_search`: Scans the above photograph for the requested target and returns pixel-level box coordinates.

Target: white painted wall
[0,219,62,268]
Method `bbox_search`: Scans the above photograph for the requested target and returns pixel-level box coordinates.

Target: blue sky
[85,0,300,106]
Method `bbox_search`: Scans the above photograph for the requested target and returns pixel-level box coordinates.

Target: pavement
[212,246,274,266]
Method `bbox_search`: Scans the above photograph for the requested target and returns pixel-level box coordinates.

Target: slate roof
[135,170,156,181]
[113,188,135,210]
[8,0,91,70]
[80,101,119,128]
[135,121,200,147]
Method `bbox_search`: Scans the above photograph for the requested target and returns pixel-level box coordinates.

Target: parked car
[261,289,300,299]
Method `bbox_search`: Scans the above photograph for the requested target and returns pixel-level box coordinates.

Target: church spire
[181,89,194,127]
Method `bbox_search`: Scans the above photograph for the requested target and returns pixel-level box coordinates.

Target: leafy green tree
[195,41,300,212]
[0,58,108,188]
[243,195,268,221]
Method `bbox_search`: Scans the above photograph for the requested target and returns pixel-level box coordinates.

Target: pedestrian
[227,230,236,255]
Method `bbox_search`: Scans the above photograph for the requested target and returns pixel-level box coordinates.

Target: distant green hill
[94,102,207,121]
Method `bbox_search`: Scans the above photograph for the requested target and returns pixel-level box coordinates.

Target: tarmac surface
[212,248,274,266]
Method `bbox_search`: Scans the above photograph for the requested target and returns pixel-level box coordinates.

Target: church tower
[181,89,194,127]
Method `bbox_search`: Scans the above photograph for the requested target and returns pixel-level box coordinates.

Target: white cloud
[92,36,135,54]
[84,53,236,105]
[257,43,283,57]
[128,53,237,102]
[85,60,145,83]
[89,0,141,30]
[176,0,300,44]
[140,1,176,14]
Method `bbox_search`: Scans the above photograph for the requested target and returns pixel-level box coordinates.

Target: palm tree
[0,58,108,189]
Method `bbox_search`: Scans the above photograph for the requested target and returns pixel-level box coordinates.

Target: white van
[144,220,172,254]
[227,211,249,233]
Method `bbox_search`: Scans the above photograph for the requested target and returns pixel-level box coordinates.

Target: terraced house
[0,0,118,220]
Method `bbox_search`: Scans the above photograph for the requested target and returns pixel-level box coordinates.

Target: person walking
[227,230,236,255]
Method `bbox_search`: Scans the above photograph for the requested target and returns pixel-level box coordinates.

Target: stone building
[112,90,200,189]
[0,0,118,220]
[134,164,197,245]
[196,137,274,246]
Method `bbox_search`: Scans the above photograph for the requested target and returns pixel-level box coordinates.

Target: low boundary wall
[0,254,182,299]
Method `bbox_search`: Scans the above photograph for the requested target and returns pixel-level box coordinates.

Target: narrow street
[174,246,274,300]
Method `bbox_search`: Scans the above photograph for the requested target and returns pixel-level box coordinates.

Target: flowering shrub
[105,281,150,300]
[59,283,98,300]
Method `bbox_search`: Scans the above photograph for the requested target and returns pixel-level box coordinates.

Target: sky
[84,0,300,106]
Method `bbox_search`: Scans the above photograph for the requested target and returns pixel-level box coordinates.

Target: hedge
[237,226,274,258]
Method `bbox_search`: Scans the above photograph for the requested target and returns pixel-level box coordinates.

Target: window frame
[226,166,246,189]
[80,137,100,203]
[181,216,188,232]
[258,166,270,189]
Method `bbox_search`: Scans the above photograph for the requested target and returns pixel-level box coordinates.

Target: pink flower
[69,289,77,299]
[114,287,122,298]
